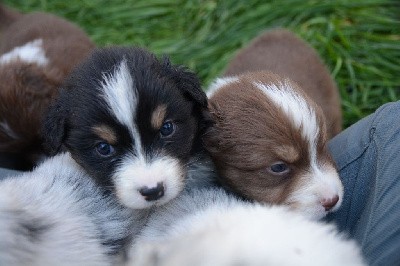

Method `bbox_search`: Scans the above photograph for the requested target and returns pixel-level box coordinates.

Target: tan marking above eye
[273,145,300,163]
[92,125,117,144]
[151,105,167,130]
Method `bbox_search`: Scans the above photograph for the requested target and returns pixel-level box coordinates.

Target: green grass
[5,0,400,128]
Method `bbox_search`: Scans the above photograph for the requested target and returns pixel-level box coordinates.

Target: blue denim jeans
[326,101,400,265]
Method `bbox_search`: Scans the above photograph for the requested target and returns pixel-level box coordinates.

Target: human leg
[326,101,400,265]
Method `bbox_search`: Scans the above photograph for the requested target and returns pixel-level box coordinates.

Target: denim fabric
[327,101,400,266]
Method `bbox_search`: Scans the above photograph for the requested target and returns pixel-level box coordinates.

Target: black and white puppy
[0,47,209,265]
[44,46,209,209]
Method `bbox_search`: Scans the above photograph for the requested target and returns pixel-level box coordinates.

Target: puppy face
[204,72,343,220]
[44,47,209,209]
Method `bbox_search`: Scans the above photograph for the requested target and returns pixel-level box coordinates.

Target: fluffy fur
[129,188,365,266]
[204,29,343,220]
[0,46,212,264]
[0,153,147,266]
[0,4,94,170]
[43,46,210,209]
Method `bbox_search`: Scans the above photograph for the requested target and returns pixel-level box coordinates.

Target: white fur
[206,76,239,97]
[255,80,319,144]
[130,188,365,266]
[100,59,144,160]
[0,39,49,66]
[289,164,344,219]
[114,155,185,209]
[0,153,146,266]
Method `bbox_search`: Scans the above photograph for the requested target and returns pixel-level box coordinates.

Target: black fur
[43,46,210,191]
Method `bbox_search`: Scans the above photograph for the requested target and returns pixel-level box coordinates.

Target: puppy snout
[320,195,339,211]
[139,182,165,201]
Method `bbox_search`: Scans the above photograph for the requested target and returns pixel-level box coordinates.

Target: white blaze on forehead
[100,59,136,129]
[0,39,49,66]
[100,59,144,159]
[254,80,319,145]
[207,76,239,97]
[255,80,320,180]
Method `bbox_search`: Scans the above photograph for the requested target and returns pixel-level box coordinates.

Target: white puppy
[130,188,365,266]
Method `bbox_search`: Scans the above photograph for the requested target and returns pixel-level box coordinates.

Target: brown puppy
[204,29,343,219]
[0,5,94,170]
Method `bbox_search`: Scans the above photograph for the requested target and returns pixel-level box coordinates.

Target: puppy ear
[201,102,222,155]
[42,89,69,155]
[162,56,208,108]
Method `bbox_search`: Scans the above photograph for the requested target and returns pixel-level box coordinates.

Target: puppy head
[43,47,209,209]
[204,72,343,220]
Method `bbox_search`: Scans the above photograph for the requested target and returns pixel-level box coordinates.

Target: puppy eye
[160,121,175,137]
[95,142,115,157]
[268,162,290,175]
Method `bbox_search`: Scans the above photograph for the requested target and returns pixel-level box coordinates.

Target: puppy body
[44,46,210,209]
[205,30,343,220]
[130,188,365,266]
[0,153,147,266]
[0,4,94,170]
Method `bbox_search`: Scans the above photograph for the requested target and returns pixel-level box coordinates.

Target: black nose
[139,182,165,201]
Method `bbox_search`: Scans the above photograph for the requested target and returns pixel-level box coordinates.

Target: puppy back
[0,4,21,31]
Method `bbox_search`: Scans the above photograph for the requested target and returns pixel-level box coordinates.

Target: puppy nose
[321,195,339,211]
[139,182,165,201]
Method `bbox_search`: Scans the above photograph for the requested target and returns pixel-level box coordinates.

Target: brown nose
[139,182,165,201]
[321,195,339,211]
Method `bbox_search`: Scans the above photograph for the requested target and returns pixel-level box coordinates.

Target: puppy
[204,29,343,220]
[0,46,209,265]
[130,188,365,266]
[0,153,146,266]
[43,46,210,209]
[0,4,94,170]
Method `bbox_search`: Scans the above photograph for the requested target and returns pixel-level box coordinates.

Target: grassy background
[4,0,400,128]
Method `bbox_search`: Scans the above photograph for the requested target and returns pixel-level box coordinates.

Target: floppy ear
[201,102,221,155]
[162,56,208,108]
[42,88,69,155]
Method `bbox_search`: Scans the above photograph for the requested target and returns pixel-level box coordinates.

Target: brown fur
[205,72,332,204]
[0,4,21,32]
[224,29,342,138]
[92,125,118,145]
[0,5,94,170]
[151,105,167,130]
[203,30,341,211]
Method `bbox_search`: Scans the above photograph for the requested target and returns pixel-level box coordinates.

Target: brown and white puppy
[204,29,343,219]
[0,4,94,170]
